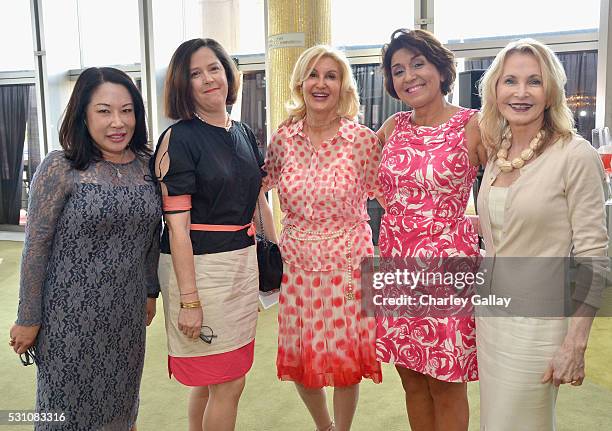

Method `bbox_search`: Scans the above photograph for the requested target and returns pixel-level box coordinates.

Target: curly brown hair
[381,28,456,98]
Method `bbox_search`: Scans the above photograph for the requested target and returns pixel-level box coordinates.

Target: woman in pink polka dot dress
[263,45,382,431]
[374,30,486,431]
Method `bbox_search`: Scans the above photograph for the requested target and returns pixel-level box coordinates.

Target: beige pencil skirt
[158,245,259,358]
[476,308,568,431]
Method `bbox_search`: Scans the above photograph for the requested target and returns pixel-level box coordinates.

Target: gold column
[266,0,332,230]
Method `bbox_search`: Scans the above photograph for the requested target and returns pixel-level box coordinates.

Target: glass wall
[332,0,414,48]
[0,1,34,71]
[435,0,599,43]
[237,0,266,54]
[240,71,268,154]
[78,0,141,67]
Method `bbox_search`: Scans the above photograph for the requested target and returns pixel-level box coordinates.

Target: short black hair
[382,28,456,98]
[59,67,149,170]
[164,38,240,120]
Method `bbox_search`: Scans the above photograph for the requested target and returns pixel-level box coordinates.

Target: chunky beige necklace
[495,128,543,172]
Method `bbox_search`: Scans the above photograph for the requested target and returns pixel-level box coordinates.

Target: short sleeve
[262,129,284,191]
[17,151,72,325]
[156,127,197,196]
[362,128,383,199]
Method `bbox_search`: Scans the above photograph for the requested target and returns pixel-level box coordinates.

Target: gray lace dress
[16,150,162,431]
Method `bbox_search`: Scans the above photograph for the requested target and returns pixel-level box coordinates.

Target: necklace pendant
[345,291,354,301]
[116,171,122,178]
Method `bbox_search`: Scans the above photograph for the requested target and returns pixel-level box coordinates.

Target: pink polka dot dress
[376,108,480,382]
[263,117,383,388]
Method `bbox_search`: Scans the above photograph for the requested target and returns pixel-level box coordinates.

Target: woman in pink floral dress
[375,29,487,431]
[263,45,382,431]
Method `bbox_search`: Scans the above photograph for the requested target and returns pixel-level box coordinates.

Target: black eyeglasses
[20,348,37,366]
[199,326,217,344]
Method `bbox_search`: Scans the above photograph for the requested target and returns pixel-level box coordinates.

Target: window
[435,0,599,44]
[78,0,141,67]
[240,71,267,154]
[236,0,266,55]
[0,1,35,71]
[332,0,414,48]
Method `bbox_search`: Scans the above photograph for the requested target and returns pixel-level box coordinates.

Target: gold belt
[285,223,360,301]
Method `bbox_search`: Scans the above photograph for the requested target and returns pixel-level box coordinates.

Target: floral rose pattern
[376,108,479,382]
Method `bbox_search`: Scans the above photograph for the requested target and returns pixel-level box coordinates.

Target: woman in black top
[152,38,276,431]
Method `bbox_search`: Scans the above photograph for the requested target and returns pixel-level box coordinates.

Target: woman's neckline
[101,151,137,166]
[408,106,464,129]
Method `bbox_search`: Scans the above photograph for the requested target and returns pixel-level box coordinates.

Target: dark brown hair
[381,28,456,98]
[59,67,149,170]
[164,38,239,120]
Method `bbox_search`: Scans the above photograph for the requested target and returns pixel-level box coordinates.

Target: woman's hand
[146,298,157,326]
[178,307,203,339]
[9,324,40,355]
[541,340,586,387]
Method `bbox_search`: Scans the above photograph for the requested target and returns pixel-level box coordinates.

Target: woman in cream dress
[475,38,608,430]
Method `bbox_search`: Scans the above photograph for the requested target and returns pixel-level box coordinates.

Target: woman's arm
[145,220,161,326]
[255,190,278,243]
[542,304,595,387]
[11,152,72,354]
[466,113,488,167]
[155,129,202,339]
[376,114,397,146]
[165,212,202,339]
[262,130,283,193]
[542,140,608,386]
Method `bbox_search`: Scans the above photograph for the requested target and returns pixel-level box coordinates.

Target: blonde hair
[479,38,575,156]
[286,45,360,120]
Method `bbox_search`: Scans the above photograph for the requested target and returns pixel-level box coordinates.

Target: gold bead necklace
[495,128,543,173]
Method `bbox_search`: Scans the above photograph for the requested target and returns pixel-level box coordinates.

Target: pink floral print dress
[376,108,480,382]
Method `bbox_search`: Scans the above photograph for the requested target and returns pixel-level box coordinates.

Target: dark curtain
[466,51,598,144]
[465,58,494,71]
[352,64,407,245]
[0,85,31,225]
[23,87,40,210]
[241,71,268,156]
[353,64,406,131]
[558,51,597,143]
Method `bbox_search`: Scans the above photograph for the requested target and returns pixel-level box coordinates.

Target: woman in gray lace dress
[9,67,161,431]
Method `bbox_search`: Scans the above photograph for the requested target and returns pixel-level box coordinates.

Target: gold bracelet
[180,301,201,309]
[180,290,198,296]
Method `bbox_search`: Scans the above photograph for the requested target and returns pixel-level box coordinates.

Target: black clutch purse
[255,200,283,292]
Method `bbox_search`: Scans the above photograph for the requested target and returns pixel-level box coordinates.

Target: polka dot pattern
[277,265,382,388]
[263,117,383,388]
